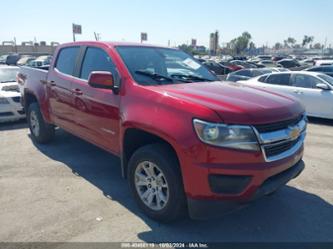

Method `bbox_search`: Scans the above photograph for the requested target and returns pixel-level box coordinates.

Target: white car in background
[0,66,25,123]
[239,71,333,119]
[314,60,333,66]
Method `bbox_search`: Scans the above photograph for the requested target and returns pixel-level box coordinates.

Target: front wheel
[27,103,55,144]
[128,144,187,222]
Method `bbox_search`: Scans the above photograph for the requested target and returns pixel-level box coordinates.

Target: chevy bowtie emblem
[288,126,301,140]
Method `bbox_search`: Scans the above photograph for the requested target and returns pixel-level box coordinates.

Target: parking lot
[0,118,332,243]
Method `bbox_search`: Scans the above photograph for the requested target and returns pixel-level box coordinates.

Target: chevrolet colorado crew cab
[19,41,307,222]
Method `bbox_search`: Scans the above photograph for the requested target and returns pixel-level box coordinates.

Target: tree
[283,37,296,48]
[178,44,194,54]
[302,35,314,48]
[274,42,283,50]
[249,41,256,49]
[285,37,297,48]
[283,40,288,48]
[228,31,253,55]
[313,43,323,50]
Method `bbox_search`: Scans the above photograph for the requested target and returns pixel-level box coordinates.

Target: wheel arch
[24,89,52,123]
[121,127,181,179]
[24,90,38,111]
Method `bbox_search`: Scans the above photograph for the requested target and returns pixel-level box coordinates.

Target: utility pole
[13,37,17,53]
[94,32,101,41]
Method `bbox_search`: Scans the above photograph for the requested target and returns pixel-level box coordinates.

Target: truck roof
[58,41,174,49]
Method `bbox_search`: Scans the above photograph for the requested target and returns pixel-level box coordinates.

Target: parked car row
[0,53,52,68]
[197,54,333,77]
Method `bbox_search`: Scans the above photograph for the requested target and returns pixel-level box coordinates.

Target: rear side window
[266,74,291,85]
[55,47,80,76]
[80,47,116,80]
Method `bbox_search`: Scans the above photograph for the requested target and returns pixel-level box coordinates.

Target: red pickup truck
[19,41,307,222]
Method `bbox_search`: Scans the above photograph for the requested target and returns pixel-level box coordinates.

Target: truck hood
[154,81,304,124]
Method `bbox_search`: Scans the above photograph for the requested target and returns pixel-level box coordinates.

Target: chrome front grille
[264,138,300,158]
[253,115,307,162]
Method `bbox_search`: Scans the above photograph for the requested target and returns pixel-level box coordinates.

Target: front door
[290,74,333,118]
[71,46,121,154]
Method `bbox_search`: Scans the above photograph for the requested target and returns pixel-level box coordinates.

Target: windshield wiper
[170,73,215,82]
[135,70,174,84]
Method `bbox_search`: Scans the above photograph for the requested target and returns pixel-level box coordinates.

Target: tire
[27,102,55,144]
[128,143,187,222]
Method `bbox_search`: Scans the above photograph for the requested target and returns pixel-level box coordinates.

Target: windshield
[318,74,333,86]
[116,46,218,85]
[0,68,19,83]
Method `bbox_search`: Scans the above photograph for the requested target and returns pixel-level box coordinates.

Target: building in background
[0,41,59,55]
[209,31,219,55]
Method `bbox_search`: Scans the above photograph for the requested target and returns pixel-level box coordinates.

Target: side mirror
[316,83,331,90]
[88,71,114,90]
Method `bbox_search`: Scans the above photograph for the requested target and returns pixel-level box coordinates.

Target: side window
[80,47,116,80]
[55,47,80,76]
[266,74,291,85]
[291,74,322,88]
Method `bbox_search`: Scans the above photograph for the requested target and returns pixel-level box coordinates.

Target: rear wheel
[128,143,187,222]
[27,103,55,144]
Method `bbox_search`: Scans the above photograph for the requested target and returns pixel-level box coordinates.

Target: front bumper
[188,159,305,219]
[0,98,26,123]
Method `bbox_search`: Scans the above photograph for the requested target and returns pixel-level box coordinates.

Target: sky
[1,0,332,48]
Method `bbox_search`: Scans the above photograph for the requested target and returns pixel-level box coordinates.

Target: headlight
[193,119,260,151]
[0,97,10,105]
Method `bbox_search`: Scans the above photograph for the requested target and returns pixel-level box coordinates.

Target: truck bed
[18,66,49,108]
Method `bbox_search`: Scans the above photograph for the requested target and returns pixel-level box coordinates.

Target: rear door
[290,74,332,118]
[70,46,121,153]
[47,46,80,130]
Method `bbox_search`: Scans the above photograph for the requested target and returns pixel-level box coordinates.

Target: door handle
[72,88,83,95]
[293,90,301,94]
[49,81,56,86]
[40,80,56,86]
